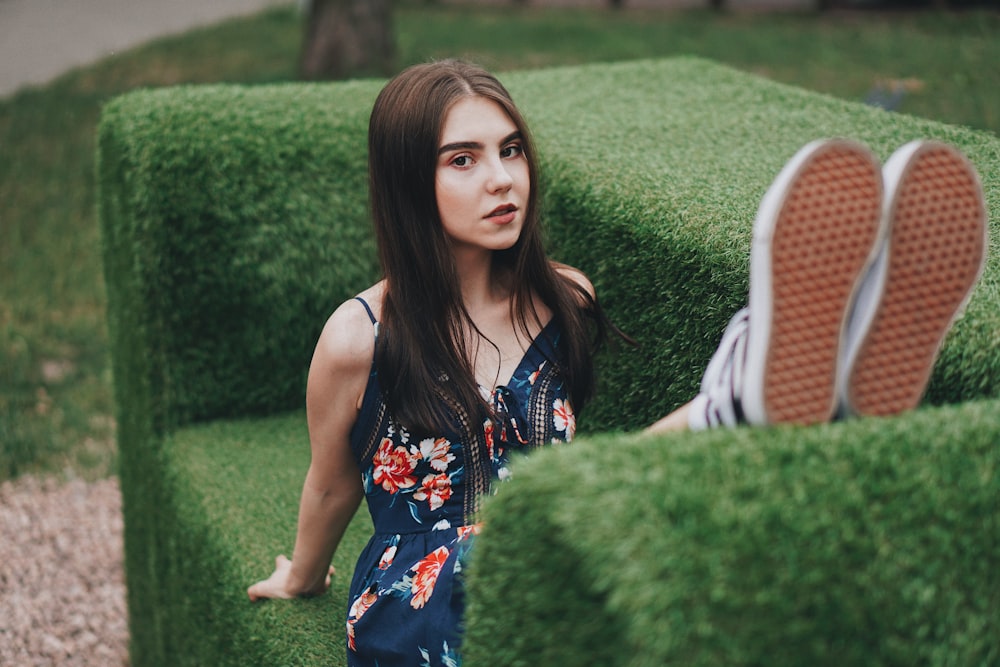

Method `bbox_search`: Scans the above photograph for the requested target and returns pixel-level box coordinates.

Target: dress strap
[354,296,377,325]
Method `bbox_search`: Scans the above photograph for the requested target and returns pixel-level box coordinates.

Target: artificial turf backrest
[507,59,1000,429]
[98,57,1000,666]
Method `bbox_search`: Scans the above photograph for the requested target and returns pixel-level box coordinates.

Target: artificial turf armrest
[98,81,382,666]
[155,413,372,665]
[464,399,1000,666]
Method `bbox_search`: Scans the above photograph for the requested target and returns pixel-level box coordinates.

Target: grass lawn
[1,2,997,481]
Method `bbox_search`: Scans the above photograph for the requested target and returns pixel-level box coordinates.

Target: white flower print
[419,437,456,472]
[553,398,576,440]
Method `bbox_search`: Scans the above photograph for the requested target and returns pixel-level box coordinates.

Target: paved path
[0,0,816,99]
[0,0,292,97]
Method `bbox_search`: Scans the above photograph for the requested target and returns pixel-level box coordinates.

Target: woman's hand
[247,555,336,601]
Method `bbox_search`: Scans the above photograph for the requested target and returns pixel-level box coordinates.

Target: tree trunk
[300,0,395,81]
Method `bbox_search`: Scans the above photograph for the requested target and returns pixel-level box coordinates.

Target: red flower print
[413,473,452,511]
[410,546,450,610]
[347,588,378,651]
[457,523,482,541]
[418,437,455,473]
[372,437,418,493]
[553,398,576,440]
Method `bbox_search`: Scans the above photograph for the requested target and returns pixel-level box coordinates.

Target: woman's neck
[453,248,509,315]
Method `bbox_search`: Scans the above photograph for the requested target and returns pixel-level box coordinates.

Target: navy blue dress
[345,298,576,666]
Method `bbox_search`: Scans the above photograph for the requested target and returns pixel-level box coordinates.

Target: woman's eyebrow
[438,131,522,155]
[438,141,481,155]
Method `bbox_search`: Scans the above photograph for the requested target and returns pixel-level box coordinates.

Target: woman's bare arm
[247,299,375,600]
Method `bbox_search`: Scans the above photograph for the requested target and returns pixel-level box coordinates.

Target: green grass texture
[466,398,1000,666]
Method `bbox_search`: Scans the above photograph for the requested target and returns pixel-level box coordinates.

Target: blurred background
[1,0,997,484]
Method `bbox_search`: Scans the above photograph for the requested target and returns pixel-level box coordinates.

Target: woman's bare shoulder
[313,282,385,373]
[552,262,596,300]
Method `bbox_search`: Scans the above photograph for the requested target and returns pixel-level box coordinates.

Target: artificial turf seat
[98,57,999,666]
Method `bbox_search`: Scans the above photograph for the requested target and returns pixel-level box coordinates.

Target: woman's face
[435,95,530,259]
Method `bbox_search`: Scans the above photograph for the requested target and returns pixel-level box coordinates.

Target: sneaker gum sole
[848,143,987,417]
[762,143,883,424]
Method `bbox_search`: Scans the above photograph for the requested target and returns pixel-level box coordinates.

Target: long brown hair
[368,59,609,435]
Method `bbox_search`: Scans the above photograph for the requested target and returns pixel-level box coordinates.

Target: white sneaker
[689,139,884,429]
[838,140,988,417]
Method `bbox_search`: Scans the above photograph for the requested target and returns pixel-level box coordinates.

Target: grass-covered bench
[98,57,1000,666]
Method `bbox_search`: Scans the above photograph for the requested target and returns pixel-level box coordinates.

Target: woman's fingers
[247,556,336,601]
[247,554,292,601]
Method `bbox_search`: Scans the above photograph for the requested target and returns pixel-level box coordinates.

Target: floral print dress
[345,298,576,667]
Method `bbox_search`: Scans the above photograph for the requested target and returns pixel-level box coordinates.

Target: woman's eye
[501,144,523,159]
[451,155,472,167]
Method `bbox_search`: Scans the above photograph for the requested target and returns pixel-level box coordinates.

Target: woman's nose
[487,158,514,192]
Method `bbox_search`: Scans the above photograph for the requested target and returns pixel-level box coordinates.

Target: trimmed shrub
[98,57,1000,666]
[465,399,1000,666]
[98,81,382,666]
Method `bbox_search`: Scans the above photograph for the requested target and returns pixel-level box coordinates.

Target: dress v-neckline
[479,318,557,393]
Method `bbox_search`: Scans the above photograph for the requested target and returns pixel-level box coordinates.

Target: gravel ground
[0,475,129,666]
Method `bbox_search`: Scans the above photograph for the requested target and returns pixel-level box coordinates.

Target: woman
[247,60,615,666]
[248,59,988,664]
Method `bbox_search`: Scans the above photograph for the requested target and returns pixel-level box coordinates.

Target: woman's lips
[486,204,517,225]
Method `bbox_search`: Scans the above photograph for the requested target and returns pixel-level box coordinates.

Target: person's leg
[838,140,988,417]
[645,309,749,434]
[656,139,885,432]
[646,400,693,434]
[651,140,988,435]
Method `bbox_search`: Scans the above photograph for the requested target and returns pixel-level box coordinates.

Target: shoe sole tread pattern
[756,142,883,425]
[848,143,987,416]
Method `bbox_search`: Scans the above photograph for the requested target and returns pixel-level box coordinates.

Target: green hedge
[465,399,1000,666]
[99,82,380,431]
[98,57,1000,666]
[158,414,361,664]
[98,81,383,666]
